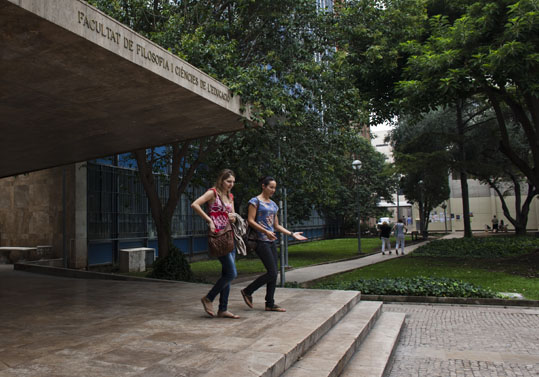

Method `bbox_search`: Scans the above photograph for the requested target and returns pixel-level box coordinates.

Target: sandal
[201,296,215,317]
[241,289,254,309]
[217,310,240,319]
[265,305,286,312]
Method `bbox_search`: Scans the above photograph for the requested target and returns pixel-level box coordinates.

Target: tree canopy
[87,0,394,255]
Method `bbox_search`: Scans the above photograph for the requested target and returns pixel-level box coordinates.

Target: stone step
[340,311,406,377]
[280,300,384,377]
[200,289,362,377]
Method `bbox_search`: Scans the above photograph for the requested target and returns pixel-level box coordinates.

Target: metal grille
[88,163,208,241]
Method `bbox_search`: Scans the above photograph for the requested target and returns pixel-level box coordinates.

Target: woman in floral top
[191,169,239,319]
[241,176,307,312]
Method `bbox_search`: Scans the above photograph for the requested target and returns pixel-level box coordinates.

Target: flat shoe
[241,289,254,309]
[265,305,286,312]
[201,296,214,317]
[217,311,240,319]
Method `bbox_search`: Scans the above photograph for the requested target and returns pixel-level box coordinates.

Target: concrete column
[70,162,87,268]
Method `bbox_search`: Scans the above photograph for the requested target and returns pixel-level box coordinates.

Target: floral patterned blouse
[208,188,233,232]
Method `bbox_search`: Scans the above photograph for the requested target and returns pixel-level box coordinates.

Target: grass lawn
[190,237,413,282]
[312,254,539,300]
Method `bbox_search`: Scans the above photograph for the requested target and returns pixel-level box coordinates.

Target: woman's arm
[274,214,307,241]
[191,190,216,232]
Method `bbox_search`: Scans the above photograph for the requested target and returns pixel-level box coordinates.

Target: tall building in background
[371,124,412,223]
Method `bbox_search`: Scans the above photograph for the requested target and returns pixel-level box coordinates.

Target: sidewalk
[284,232,461,284]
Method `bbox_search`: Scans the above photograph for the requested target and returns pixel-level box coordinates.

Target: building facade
[371,124,539,233]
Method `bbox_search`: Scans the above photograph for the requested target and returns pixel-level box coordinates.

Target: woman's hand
[228,212,237,223]
[265,229,277,241]
[208,221,216,233]
[291,232,307,241]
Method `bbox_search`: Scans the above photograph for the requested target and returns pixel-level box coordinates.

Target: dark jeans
[206,249,237,312]
[244,241,278,307]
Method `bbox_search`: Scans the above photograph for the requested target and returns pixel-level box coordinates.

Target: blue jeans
[206,250,237,312]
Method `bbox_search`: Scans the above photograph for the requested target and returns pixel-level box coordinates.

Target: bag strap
[211,188,230,213]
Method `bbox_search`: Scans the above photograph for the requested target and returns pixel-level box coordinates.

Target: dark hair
[259,176,276,187]
[215,169,235,191]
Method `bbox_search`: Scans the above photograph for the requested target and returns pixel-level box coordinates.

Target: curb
[360,294,539,307]
[13,262,177,283]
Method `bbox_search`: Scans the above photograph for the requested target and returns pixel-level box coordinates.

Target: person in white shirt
[393,218,407,255]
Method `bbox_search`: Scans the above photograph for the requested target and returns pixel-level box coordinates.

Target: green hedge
[312,277,501,298]
[412,236,539,258]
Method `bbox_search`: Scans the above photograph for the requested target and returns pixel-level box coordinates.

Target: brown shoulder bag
[207,221,234,257]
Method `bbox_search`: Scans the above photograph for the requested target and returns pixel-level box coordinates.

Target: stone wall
[0,165,76,258]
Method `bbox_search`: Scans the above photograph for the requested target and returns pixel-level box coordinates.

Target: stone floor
[0,265,357,377]
[1,264,538,377]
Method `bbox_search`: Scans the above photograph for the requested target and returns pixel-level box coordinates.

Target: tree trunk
[134,149,178,259]
[156,218,173,258]
[456,102,473,237]
[490,178,536,237]
[133,140,214,259]
[488,91,539,191]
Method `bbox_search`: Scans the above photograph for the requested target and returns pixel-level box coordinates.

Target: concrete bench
[0,247,37,264]
[119,248,155,273]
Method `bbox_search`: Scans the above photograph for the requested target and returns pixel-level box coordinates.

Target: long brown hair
[214,169,235,195]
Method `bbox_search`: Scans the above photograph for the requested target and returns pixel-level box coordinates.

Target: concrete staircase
[201,292,405,377]
[282,300,405,377]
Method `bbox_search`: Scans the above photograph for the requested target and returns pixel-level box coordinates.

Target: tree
[390,112,452,238]
[89,0,367,257]
[465,115,537,235]
[203,124,395,236]
[340,0,539,236]
[395,0,539,197]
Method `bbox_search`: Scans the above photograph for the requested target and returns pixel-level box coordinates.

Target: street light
[441,202,448,234]
[352,160,362,254]
[418,179,426,239]
[396,174,403,222]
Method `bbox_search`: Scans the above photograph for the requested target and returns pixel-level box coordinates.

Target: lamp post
[418,179,426,239]
[396,174,402,222]
[441,202,448,234]
[352,160,362,254]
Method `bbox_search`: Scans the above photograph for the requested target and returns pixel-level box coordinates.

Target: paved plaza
[1,261,538,376]
[0,265,362,377]
[385,303,539,377]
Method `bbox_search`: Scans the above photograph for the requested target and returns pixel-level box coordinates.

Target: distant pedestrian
[241,176,307,312]
[499,219,507,232]
[379,221,392,255]
[492,215,499,233]
[394,218,407,255]
[191,169,240,319]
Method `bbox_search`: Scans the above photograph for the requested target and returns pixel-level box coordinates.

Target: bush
[284,281,302,288]
[147,246,193,281]
[412,236,539,258]
[314,277,501,298]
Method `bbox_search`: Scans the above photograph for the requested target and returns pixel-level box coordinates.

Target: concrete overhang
[0,0,254,178]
